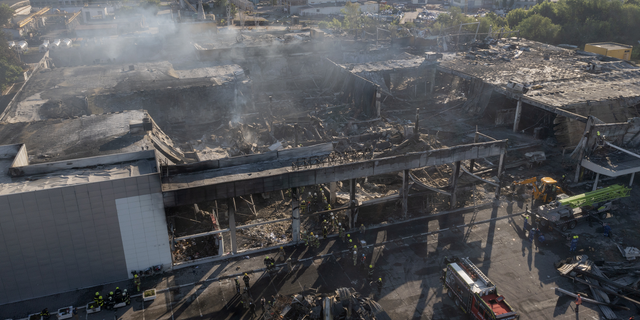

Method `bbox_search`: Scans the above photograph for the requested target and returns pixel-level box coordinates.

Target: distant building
[82,5,109,22]
[449,0,536,10]
[29,0,85,8]
[299,0,378,16]
[585,42,633,61]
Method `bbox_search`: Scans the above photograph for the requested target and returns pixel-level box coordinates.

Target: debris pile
[556,255,640,319]
[238,219,292,249]
[172,235,221,262]
[263,287,390,320]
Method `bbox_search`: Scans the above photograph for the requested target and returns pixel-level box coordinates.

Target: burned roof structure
[437,38,640,146]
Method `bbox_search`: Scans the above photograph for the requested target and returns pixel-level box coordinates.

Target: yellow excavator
[513,177,566,204]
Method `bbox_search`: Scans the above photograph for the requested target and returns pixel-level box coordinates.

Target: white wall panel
[116,193,172,278]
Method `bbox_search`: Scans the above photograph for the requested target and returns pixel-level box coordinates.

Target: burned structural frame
[161,139,507,263]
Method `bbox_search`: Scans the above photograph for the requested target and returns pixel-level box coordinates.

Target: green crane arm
[558,184,631,208]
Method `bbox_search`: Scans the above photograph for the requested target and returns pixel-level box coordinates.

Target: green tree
[0,32,23,92]
[517,14,560,42]
[318,21,329,28]
[0,4,15,27]
[340,1,361,30]
[506,8,530,28]
[329,18,342,29]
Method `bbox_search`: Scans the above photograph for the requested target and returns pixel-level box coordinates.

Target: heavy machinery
[442,257,519,320]
[534,184,630,232]
[513,177,565,204]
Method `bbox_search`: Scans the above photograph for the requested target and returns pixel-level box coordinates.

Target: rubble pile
[238,220,292,249]
[263,288,390,320]
[556,255,640,319]
[172,235,220,262]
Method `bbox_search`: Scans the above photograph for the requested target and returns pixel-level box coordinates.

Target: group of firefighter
[91,286,131,310]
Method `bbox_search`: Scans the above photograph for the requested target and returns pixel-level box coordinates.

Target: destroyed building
[2,21,640,320]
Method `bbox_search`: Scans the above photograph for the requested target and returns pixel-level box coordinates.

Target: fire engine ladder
[461,257,493,287]
[558,184,630,208]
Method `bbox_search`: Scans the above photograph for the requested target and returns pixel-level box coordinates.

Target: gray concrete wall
[0,173,168,305]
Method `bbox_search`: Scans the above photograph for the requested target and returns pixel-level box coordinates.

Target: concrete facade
[0,146,172,305]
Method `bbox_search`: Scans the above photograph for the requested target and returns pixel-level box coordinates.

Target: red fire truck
[442,257,519,320]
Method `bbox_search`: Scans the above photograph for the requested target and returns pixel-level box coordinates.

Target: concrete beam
[163,140,508,207]
[349,179,356,229]
[450,161,461,209]
[402,170,409,219]
[495,153,505,199]
[292,187,300,243]
[228,198,237,254]
[330,182,337,205]
[513,99,522,132]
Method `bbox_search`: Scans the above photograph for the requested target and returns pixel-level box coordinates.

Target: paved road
[2,200,622,319]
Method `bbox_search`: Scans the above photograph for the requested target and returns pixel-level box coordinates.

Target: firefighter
[93,292,100,305]
[323,225,328,239]
[367,264,374,281]
[523,215,530,234]
[303,231,309,246]
[339,224,345,242]
[96,295,104,307]
[300,201,306,214]
[114,287,122,303]
[376,278,383,295]
[133,274,141,292]
[243,273,250,289]
[326,203,332,211]
[352,250,358,266]
[123,289,131,305]
[570,235,579,252]
[249,301,256,318]
[264,256,271,267]
[286,257,293,272]
[528,227,535,242]
[40,308,50,320]
[603,223,611,237]
[360,224,366,234]
[106,291,115,310]
[235,277,241,294]
[314,235,320,248]
[279,246,285,260]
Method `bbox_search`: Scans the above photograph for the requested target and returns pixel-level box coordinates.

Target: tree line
[433,0,639,58]
[0,4,24,92]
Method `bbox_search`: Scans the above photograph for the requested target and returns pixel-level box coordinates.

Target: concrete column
[291,187,300,243]
[375,89,381,118]
[402,169,409,219]
[429,68,436,94]
[227,198,237,254]
[414,109,420,137]
[575,164,581,183]
[593,173,600,191]
[495,153,506,199]
[330,181,337,205]
[450,161,461,209]
[513,99,522,132]
[630,172,636,187]
[349,179,356,229]
[469,129,479,173]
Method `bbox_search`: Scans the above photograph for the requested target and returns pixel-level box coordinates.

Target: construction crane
[442,256,519,320]
[534,184,631,232]
[513,177,566,204]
